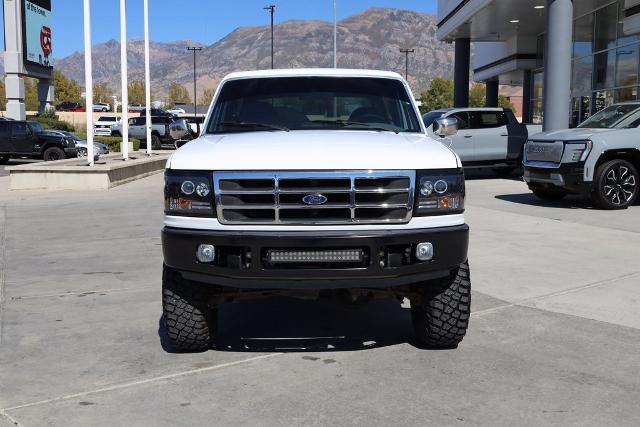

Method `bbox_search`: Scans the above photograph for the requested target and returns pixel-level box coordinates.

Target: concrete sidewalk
[0,173,638,426]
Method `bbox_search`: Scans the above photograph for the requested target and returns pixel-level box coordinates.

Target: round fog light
[420,181,434,197]
[196,244,216,263]
[195,182,210,197]
[434,180,448,194]
[416,242,434,261]
[181,180,195,195]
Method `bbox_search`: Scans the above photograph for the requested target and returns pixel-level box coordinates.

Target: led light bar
[268,249,364,263]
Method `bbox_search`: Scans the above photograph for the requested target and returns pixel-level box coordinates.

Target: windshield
[422,111,446,128]
[207,77,422,134]
[578,104,640,128]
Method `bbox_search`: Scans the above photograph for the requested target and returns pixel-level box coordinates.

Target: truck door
[468,111,509,161]
[0,122,11,153]
[10,122,35,153]
[444,112,475,162]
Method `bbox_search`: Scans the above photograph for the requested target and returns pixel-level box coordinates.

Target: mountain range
[10,8,457,99]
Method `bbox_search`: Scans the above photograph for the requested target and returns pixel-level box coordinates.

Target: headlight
[165,170,214,217]
[415,169,465,216]
[562,140,593,163]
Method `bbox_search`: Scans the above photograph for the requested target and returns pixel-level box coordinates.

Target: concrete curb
[8,152,171,190]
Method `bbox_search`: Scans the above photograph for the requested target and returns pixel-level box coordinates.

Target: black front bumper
[162,225,469,290]
[524,163,591,194]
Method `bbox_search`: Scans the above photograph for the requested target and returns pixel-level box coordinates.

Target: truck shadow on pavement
[494,193,597,209]
[159,297,418,353]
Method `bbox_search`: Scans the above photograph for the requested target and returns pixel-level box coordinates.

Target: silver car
[44,131,109,159]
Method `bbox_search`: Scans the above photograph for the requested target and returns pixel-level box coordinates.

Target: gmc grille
[213,171,415,225]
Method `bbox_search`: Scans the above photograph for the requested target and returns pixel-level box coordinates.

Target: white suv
[161,69,471,351]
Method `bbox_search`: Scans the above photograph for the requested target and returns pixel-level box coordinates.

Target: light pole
[82,0,95,166]
[119,0,129,160]
[400,48,415,81]
[187,47,202,117]
[333,0,337,68]
[264,5,275,69]
[143,0,152,154]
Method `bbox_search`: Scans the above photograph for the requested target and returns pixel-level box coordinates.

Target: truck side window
[471,112,507,128]
[0,122,9,138]
[11,122,29,137]
[450,112,470,129]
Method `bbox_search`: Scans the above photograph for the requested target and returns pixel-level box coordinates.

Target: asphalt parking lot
[0,171,639,426]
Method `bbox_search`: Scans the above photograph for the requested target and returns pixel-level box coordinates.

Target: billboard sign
[22,0,53,69]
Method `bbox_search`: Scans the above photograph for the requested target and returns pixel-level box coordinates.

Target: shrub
[30,111,76,132]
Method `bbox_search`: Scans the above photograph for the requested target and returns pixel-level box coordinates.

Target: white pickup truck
[524,102,640,209]
[161,69,471,351]
[423,108,542,173]
[114,116,189,149]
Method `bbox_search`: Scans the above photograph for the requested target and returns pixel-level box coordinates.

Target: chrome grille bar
[214,171,415,225]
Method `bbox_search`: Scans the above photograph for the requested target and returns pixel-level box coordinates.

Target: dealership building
[437,0,640,130]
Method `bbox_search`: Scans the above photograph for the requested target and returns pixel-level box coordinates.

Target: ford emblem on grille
[302,194,328,205]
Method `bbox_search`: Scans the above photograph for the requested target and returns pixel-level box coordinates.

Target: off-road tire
[590,159,639,210]
[162,266,216,352]
[530,187,567,201]
[411,262,471,349]
[43,146,66,161]
[0,155,10,165]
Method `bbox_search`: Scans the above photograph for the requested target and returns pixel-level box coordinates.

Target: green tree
[419,77,453,113]
[469,83,486,107]
[128,80,148,105]
[24,78,39,111]
[93,83,113,103]
[199,87,215,107]
[167,82,190,106]
[53,70,81,104]
[0,80,6,111]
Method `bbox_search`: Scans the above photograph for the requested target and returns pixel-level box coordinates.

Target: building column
[37,79,55,112]
[485,80,499,107]
[454,38,471,108]
[543,0,573,131]
[522,70,533,124]
[4,75,26,119]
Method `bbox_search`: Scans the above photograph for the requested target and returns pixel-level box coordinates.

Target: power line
[264,5,276,69]
[187,46,203,117]
[400,48,416,81]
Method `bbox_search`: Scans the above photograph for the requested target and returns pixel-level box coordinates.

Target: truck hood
[529,127,614,141]
[167,130,459,170]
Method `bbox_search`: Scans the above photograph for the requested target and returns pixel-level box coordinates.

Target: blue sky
[1,0,437,59]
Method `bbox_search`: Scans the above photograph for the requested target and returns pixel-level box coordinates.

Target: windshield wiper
[219,121,289,132]
[310,119,401,134]
[342,121,401,134]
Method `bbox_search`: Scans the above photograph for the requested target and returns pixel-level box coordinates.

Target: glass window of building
[594,3,618,52]
[536,34,545,68]
[615,87,638,103]
[618,1,639,46]
[533,72,544,99]
[573,12,594,58]
[593,50,616,90]
[572,56,593,95]
[615,44,639,87]
[593,90,614,112]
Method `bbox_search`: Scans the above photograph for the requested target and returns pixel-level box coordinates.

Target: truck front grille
[213,171,415,225]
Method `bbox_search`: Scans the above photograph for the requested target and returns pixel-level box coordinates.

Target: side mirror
[434,117,459,138]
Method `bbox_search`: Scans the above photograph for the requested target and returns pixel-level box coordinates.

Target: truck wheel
[411,262,471,349]
[591,159,639,209]
[162,266,216,352]
[43,146,66,161]
[530,187,567,201]
[151,135,162,150]
[0,155,10,165]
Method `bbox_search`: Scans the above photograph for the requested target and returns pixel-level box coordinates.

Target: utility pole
[119,0,129,160]
[400,48,415,81]
[187,47,202,117]
[264,5,275,69]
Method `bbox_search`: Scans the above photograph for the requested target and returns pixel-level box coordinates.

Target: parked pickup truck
[524,102,640,209]
[93,116,121,136]
[423,108,542,173]
[115,116,189,149]
[162,69,471,352]
[0,120,77,163]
